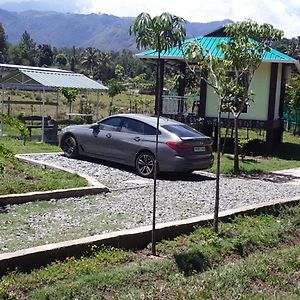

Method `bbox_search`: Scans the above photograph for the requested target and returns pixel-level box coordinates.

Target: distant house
[136,27,300,152]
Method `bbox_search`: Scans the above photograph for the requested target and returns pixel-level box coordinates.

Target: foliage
[0,22,7,63]
[80,47,99,79]
[186,20,283,174]
[107,78,126,115]
[129,12,186,53]
[272,36,300,60]
[60,88,79,114]
[55,53,68,66]
[129,12,187,254]
[37,44,53,66]
[78,95,93,123]
[0,113,29,145]
[286,74,300,122]
[0,134,87,194]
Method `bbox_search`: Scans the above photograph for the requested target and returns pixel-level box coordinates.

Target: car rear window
[162,124,205,138]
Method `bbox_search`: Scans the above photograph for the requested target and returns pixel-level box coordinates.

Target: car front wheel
[135,151,156,178]
[62,135,79,158]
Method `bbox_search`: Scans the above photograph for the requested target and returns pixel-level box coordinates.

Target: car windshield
[162,124,205,138]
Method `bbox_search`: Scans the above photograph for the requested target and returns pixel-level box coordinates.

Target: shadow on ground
[65,154,215,182]
[241,173,299,183]
[174,249,211,276]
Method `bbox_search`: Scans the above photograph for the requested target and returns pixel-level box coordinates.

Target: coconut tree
[129,12,186,255]
[80,47,99,79]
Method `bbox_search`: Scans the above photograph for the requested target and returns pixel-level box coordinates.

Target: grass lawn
[1,125,300,194]
[1,204,300,299]
[211,131,300,175]
[0,133,87,195]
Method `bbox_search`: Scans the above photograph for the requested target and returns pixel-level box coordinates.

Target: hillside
[0,9,232,52]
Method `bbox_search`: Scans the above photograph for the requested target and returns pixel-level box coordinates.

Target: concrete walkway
[272,167,300,178]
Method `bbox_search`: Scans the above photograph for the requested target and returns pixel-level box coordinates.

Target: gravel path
[1,153,300,253]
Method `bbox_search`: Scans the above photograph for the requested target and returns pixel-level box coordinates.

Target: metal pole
[41,87,45,143]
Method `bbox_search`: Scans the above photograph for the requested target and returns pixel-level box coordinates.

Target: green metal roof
[137,36,298,64]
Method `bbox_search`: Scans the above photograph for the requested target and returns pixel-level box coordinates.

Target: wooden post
[41,88,46,143]
[96,90,100,121]
[154,59,165,115]
[266,63,278,153]
[0,84,4,135]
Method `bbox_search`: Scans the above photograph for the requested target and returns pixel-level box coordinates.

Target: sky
[0,0,299,38]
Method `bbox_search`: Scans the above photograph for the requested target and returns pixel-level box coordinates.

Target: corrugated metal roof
[0,63,71,73]
[0,67,108,90]
[20,69,108,90]
[137,36,298,64]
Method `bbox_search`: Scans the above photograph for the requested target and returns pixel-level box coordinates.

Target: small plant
[238,137,253,160]
[61,88,79,114]
[0,113,29,145]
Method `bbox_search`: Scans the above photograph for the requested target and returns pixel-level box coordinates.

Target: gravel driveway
[1,153,300,253]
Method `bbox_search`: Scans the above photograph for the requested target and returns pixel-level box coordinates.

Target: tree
[38,44,53,66]
[0,23,8,63]
[96,51,114,82]
[61,88,79,114]
[107,78,126,115]
[55,53,68,66]
[129,12,186,255]
[19,31,37,65]
[286,75,300,124]
[219,21,283,173]
[186,42,238,232]
[273,36,300,60]
[185,20,283,231]
[80,47,99,78]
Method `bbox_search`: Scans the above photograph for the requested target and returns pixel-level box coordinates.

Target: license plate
[194,146,206,152]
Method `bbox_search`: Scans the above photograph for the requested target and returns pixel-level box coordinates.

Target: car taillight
[166,141,193,151]
[206,143,212,152]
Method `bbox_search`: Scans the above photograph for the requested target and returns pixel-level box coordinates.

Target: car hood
[63,124,92,132]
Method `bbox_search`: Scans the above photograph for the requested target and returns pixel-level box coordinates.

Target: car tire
[62,135,79,158]
[135,151,156,178]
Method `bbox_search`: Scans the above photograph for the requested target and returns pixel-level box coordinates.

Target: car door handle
[106,133,112,138]
[134,137,141,142]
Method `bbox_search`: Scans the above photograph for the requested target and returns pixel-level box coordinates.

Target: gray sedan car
[59,114,214,178]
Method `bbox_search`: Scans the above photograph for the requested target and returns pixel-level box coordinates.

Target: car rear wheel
[62,135,79,158]
[135,151,156,178]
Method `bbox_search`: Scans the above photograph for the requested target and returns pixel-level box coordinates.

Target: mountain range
[0,9,232,52]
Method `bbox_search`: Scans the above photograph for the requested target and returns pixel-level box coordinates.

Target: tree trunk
[233,117,239,173]
[213,104,222,233]
[152,46,161,256]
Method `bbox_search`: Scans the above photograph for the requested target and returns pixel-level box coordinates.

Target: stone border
[0,153,109,206]
[0,195,299,275]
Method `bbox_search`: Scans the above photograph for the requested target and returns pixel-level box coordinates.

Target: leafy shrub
[0,113,29,145]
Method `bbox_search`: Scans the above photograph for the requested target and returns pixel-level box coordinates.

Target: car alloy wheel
[136,151,156,178]
[62,135,79,158]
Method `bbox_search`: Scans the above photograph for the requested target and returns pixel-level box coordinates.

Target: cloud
[83,0,300,37]
[0,0,299,37]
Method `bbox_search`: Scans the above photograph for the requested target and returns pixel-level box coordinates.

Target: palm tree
[80,47,99,79]
[129,12,186,255]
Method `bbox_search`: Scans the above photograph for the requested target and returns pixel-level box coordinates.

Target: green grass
[0,134,87,195]
[210,131,300,175]
[1,204,300,299]
[2,90,155,120]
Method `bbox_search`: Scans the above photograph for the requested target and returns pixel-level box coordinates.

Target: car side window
[144,123,157,135]
[121,118,144,134]
[99,117,123,131]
